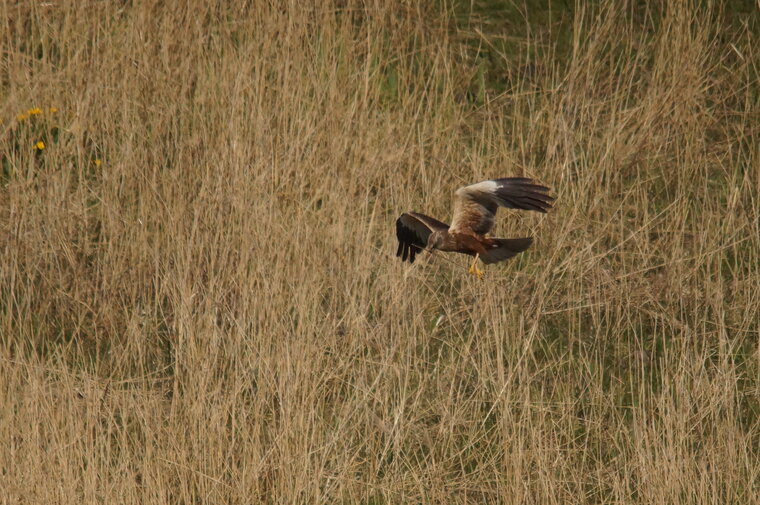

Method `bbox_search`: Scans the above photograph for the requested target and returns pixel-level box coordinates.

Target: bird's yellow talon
[468,259,485,279]
[473,266,485,279]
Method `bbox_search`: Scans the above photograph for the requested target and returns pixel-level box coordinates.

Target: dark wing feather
[395,212,449,263]
[450,178,555,234]
[485,178,555,212]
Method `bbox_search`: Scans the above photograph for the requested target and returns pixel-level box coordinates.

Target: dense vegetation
[1,1,758,503]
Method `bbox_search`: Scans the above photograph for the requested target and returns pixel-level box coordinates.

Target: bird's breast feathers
[446,231,488,255]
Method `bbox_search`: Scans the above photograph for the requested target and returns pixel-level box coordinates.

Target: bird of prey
[395,178,554,278]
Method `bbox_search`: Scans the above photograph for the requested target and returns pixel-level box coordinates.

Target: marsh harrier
[396,178,554,278]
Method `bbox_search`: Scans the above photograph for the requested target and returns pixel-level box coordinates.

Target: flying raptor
[395,178,554,278]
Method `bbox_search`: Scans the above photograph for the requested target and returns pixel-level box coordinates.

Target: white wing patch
[455,180,499,198]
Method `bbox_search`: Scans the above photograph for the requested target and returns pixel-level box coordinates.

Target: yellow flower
[28,107,43,115]
[49,107,58,113]
[16,113,29,121]
[35,141,45,150]
[93,159,102,166]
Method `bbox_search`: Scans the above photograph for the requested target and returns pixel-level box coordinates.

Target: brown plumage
[395,178,554,277]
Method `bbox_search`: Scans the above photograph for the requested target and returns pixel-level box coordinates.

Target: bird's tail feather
[480,237,533,264]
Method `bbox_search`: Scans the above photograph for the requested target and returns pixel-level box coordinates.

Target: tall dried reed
[1,1,757,503]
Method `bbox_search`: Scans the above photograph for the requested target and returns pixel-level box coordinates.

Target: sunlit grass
[0,1,758,503]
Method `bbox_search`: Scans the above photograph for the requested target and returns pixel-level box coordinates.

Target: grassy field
[1,0,758,503]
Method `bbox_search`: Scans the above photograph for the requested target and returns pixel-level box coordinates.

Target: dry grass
[1,0,758,503]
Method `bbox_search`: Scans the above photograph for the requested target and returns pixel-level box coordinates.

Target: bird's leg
[468,254,485,279]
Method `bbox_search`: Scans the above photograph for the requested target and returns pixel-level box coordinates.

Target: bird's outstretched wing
[395,212,449,263]
[449,178,554,235]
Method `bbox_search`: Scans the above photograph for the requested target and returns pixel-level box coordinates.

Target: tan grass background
[1,0,758,503]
